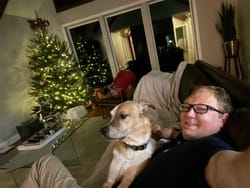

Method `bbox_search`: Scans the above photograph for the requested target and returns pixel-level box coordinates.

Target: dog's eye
[119,113,127,119]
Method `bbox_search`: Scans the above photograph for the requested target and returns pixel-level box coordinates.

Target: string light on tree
[26,13,92,116]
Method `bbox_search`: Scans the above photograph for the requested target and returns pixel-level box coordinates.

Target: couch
[179,60,250,108]
[82,60,250,187]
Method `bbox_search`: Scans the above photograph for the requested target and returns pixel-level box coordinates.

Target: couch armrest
[179,64,212,103]
[195,60,250,108]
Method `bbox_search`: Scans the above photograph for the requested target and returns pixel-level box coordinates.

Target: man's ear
[221,113,229,125]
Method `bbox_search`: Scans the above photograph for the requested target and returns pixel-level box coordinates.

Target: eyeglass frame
[179,103,225,114]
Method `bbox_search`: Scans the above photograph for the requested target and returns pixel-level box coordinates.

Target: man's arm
[205,148,250,188]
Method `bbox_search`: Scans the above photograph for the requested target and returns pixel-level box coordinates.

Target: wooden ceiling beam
[0,0,8,18]
[53,0,94,13]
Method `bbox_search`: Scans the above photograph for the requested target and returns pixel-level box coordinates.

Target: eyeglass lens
[180,104,223,114]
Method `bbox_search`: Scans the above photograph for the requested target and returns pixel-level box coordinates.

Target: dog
[100,100,160,188]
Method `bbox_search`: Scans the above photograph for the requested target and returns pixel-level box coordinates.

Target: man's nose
[186,107,196,116]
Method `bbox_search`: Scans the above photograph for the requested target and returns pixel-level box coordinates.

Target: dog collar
[125,141,149,151]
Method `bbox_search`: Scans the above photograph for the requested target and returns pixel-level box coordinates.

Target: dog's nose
[100,126,108,135]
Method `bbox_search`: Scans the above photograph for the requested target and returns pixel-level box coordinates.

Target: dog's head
[100,100,155,142]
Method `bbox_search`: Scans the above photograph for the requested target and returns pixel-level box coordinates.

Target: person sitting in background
[101,60,136,99]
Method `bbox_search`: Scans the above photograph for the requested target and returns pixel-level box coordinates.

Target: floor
[0,106,112,188]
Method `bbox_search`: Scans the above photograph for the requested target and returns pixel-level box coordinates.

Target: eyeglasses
[179,103,224,114]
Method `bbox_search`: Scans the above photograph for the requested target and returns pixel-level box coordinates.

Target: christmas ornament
[27,11,49,31]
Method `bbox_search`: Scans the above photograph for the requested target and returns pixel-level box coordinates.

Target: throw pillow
[223,108,250,151]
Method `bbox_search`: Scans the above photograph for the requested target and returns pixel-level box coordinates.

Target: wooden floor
[0,115,111,188]
[86,105,114,118]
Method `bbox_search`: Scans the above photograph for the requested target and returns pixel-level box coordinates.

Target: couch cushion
[222,108,250,151]
[195,60,250,108]
[179,64,212,102]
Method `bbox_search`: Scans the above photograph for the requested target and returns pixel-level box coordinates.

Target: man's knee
[38,154,60,165]
[34,154,65,173]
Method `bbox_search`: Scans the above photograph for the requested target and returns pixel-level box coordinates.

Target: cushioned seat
[94,89,124,118]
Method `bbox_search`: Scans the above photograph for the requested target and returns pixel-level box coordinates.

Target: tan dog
[100,100,160,188]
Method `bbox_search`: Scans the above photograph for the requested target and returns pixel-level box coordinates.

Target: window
[65,0,195,83]
[149,0,195,72]
[107,8,151,81]
[68,21,113,88]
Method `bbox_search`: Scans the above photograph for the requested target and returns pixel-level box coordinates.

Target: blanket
[133,61,187,128]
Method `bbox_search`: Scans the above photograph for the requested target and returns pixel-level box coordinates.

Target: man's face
[180,88,228,140]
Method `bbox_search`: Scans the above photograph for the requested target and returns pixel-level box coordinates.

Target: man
[21,86,250,188]
[130,85,233,187]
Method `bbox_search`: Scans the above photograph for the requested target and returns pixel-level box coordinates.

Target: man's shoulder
[191,134,234,154]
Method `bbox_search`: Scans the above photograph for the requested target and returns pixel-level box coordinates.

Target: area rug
[54,116,111,185]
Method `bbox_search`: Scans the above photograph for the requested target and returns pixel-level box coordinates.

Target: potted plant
[216,2,238,57]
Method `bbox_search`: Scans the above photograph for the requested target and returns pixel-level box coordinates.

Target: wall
[0,14,32,147]
[238,0,250,81]
[191,0,224,67]
[0,0,63,148]
[192,0,249,80]
[56,0,144,26]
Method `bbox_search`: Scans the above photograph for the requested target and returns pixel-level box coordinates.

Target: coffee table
[0,116,88,187]
[0,126,65,171]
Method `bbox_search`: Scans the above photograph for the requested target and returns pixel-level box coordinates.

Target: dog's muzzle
[100,125,126,140]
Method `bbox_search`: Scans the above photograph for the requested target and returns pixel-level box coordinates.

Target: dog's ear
[137,101,155,114]
[110,104,120,118]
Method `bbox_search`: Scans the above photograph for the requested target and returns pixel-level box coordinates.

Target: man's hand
[206,148,250,188]
[152,127,180,140]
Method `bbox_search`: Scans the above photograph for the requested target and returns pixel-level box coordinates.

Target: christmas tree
[74,36,113,88]
[26,15,92,116]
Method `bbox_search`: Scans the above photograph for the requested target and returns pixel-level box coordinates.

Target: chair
[94,62,138,118]
[95,84,136,118]
[94,88,124,118]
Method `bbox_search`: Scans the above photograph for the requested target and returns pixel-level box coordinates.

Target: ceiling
[2,0,43,18]
[1,0,189,19]
[53,0,94,12]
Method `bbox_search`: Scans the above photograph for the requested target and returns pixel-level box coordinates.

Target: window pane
[107,9,151,81]
[69,21,113,88]
[150,0,195,72]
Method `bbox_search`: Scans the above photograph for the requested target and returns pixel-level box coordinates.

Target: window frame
[63,0,195,78]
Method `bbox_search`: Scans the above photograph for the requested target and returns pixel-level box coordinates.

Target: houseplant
[216,2,238,57]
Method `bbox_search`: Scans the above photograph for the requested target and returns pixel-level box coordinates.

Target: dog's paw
[102,182,113,188]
